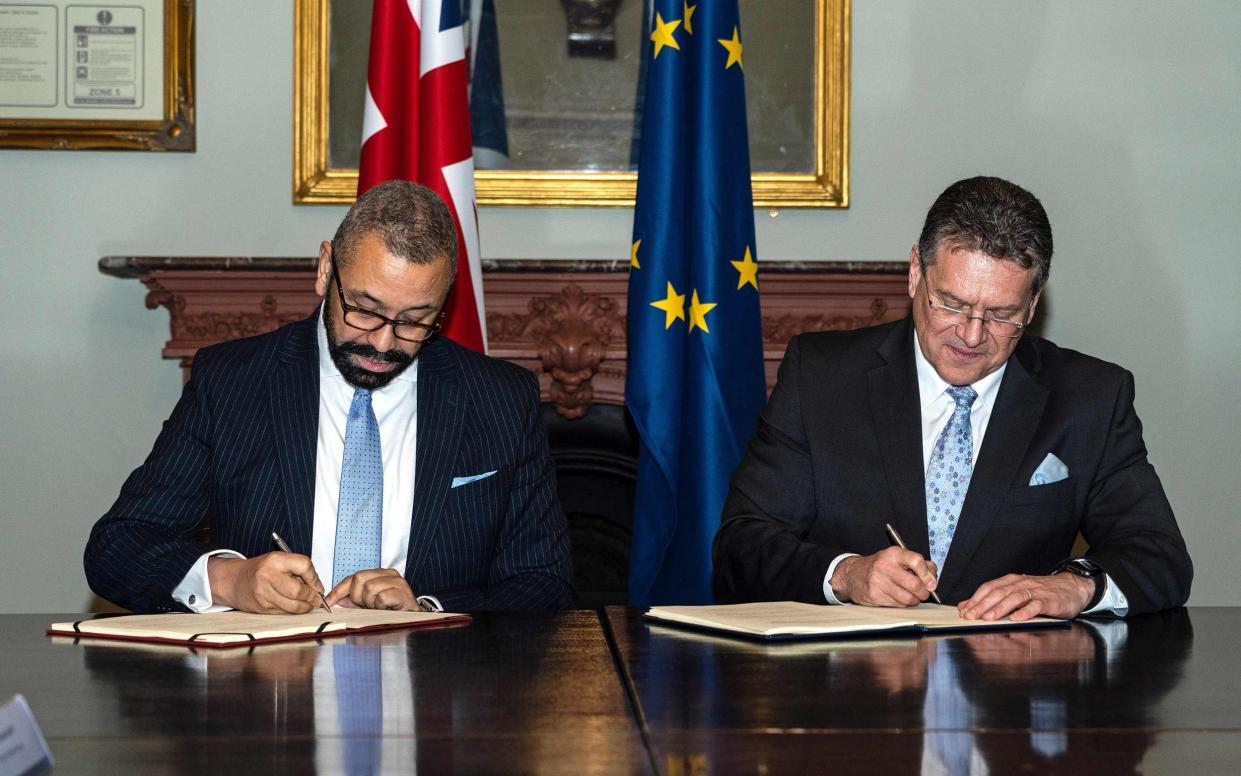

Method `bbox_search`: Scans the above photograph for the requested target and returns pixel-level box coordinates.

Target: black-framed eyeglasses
[923,273,1028,340]
[330,259,444,343]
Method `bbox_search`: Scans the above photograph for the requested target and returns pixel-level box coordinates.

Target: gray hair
[917,176,1053,293]
[331,180,458,276]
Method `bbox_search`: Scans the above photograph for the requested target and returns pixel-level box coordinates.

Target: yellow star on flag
[630,239,641,269]
[650,282,686,329]
[650,13,682,59]
[730,246,758,290]
[688,290,717,334]
[718,27,743,70]
[683,3,697,35]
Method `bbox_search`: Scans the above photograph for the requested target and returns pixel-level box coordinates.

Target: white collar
[912,328,1007,411]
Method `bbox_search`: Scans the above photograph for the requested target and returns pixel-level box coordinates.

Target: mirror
[294,0,848,206]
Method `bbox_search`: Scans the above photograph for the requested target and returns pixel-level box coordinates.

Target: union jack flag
[359,0,486,352]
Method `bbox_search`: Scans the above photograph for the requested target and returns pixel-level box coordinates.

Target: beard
[323,310,416,390]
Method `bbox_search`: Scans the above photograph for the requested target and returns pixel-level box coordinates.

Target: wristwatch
[1053,558,1106,611]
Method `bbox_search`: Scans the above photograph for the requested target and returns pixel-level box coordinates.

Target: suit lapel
[939,338,1049,593]
[269,313,321,555]
[404,337,463,579]
[867,319,931,556]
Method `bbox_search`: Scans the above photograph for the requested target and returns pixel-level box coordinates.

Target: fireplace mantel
[100,257,911,418]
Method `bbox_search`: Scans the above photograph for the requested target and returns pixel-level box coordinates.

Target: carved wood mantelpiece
[100,257,912,417]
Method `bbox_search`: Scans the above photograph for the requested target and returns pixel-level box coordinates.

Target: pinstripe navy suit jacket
[86,313,574,613]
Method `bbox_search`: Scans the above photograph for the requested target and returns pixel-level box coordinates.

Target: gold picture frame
[0,0,194,151]
[293,0,848,207]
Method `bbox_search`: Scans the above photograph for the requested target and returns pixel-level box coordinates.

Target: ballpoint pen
[884,522,943,605]
[271,532,333,613]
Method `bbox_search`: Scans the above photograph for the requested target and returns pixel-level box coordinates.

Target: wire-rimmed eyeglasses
[924,281,1028,340]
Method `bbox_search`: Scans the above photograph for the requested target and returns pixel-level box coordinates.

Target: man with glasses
[714,176,1191,619]
[87,181,574,614]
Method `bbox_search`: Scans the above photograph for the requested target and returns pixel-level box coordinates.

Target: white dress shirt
[173,306,441,612]
[822,330,1128,616]
[311,307,418,586]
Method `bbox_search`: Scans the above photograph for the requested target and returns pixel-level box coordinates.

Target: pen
[271,532,332,613]
[884,522,943,604]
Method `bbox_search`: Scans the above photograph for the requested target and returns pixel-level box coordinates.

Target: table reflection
[634,609,1193,774]
[77,637,321,770]
[31,609,1203,774]
[314,633,416,776]
[854,628,1105,774]
[77,632,417,775]
[69,612,620,774]
[942,611,1192,774]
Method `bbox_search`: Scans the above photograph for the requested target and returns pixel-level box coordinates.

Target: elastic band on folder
[188,632,256,642]
[315,621,333,634]
[72,621,83,633]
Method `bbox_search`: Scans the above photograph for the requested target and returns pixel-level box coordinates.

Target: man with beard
[86,181,573,614]
[714,176,1191,619]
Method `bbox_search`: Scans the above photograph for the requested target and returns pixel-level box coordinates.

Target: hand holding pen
[826,523,942,607]
[271,532,333,613]
[205,539,333,615]
[884,523,943,604]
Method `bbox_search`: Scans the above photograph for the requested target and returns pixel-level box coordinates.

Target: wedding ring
[1023,588,1033,603]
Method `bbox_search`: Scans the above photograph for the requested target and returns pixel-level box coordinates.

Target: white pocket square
[451,470,497,488]
[1029,453,1069,486]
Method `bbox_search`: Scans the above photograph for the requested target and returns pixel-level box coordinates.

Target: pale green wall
[1,1,1237,613]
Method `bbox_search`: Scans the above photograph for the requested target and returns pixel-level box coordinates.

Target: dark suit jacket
[714,317,1191,615]
[86,312,574,613]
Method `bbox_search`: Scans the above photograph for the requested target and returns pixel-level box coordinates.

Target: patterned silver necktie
[926,385,978,573]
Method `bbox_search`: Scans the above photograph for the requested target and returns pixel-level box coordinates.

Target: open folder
[644,601,1066,641]
[48,608,470,648]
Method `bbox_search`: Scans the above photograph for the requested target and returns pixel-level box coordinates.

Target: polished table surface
[3,608,1239,774]
[608,607,1241,775]
[6,611,646,775]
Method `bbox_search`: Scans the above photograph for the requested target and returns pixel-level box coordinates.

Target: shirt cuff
[172,549,246,613]
[415,595,444,612]
[1082,573,1129,618]
[822,553,860,605]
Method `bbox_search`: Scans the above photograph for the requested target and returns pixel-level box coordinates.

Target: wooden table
[3,608,1238,774]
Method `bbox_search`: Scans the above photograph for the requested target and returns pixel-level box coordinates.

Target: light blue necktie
[926,385,977,573]
[333,642,382,776]
[333,388,383,588]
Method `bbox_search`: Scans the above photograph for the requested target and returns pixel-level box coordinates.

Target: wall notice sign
[0,0,163,122]
[0,5,57,107]
[0,0,189,150]
[66,4,142,107]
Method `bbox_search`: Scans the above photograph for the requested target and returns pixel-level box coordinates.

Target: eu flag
[626,0,766,606]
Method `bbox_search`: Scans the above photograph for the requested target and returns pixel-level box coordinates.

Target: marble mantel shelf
[98,256,908,277]
[101,256,911,419]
